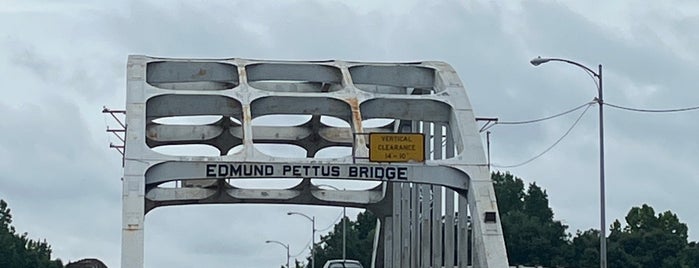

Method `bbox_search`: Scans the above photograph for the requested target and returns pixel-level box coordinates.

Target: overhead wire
[289,210,345,259]
[290,237,313,258]
[316,211,344,232]
[482,78,699,169]
[583,69,600,91]
[496,100,596,125]
[491,102,594,169]
[605,102,699,113]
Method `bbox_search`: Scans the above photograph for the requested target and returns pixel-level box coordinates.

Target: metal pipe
[266,240,290,268]
[288,212,316,268]
[315,184,347,261]
[343,206,347,262]
[313,216,316,268]
[597,63,607,268]
[530,57,606,268]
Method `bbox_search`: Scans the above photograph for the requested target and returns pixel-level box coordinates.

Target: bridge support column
[121,174,145,268]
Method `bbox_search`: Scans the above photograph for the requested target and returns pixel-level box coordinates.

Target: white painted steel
[121,56,508,268]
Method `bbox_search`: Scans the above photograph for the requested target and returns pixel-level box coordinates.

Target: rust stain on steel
[242,104,252,125]
[242,104,252,143]
[146,128,158,139]
[347,97,363,132]
[239,65,247,85]
[195,68,207,77]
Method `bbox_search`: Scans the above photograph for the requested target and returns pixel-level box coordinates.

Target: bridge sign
[369,133,425,162]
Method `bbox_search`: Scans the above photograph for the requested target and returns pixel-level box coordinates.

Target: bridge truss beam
[122,56,508,268]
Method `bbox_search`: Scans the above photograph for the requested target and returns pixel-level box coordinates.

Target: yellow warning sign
[369,133,425,162]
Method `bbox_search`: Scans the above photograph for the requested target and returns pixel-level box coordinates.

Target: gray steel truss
[122,56,509,267]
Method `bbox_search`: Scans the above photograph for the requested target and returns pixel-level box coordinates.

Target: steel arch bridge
[121,56,508,267]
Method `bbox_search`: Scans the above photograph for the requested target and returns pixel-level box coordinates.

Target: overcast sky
[1,0,699,267]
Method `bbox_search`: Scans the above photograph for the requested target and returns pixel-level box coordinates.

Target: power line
[289,210,344,259]
[316,211,344,232]
[290,237,312,258]
[488,99,699,169]
[605,102,699,113]
[491,103,593,169]
[496,100,595,125]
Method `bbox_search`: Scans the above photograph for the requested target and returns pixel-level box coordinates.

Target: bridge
[120,56,509,267]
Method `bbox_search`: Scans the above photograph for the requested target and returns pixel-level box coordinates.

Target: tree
[568,229,603,267]
[491,172,570,267]
[310,211,377,268]
[493,172,699,267]
[680,241,699,267]
[293,258,305,268]
[303,173,699,268]
[491,172,525,214]
[605,204,689,268]
[0,199,64,268]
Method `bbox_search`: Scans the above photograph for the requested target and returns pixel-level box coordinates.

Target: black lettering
[386,167,396,180]
[243,165,253,176]
[265,165,274,176]
[218,164,229,177]
[349,166,357,177]
[321,166,331,176]
[398,167,408,180]
[254,165,264,176]
[331,166,340,177]
[282,165,291,175]
[230,164,242,176]
[292,166,301,176]
[375,167,384,179]
[206,164,216,177]
[359,167,369,178]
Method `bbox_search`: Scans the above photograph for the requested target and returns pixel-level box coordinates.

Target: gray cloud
[1,0,699,267]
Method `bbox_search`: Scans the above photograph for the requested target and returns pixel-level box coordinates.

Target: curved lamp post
[316,184,347,262]
[265,240,290,268]
[530,56,606,268]
[288,211,316,268]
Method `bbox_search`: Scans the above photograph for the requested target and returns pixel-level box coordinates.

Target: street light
[316,184,347,262]
[288,211,316,268]
[265,240,290,268]
[530,56,606,268]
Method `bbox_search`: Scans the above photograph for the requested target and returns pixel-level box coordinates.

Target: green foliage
[606,204,689,267]
[310,211,377,268]
[306,173,699,268]
[0,199,64,268]
[680,242,699,267]
[492,172,699,267]
[568,229,601,267]
[492,172,570,267]
[491,172,525,214]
